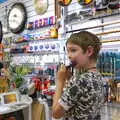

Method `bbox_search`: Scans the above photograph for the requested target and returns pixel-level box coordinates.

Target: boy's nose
[68,54,73,61]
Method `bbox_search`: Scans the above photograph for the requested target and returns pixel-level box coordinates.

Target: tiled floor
[49,102,120,120]
[101,102,120,120]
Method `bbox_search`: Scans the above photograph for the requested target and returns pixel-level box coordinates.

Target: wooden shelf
[66,20,120,33]
[102,39,120,43]
[96,30,120,36]
[10,51,59,56]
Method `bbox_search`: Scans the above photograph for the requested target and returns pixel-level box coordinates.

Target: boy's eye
[67,47,78,53]
[70,49,77,52]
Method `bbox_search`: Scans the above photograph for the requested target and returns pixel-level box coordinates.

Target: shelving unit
[66,20,120,33]
[59,1,120,104]
[0,0,120,108]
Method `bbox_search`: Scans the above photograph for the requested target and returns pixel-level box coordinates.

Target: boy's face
[66,42,93,69]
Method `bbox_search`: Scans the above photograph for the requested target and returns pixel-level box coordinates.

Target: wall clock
[34,0,48,15]
[0,21,3,43]
[8,2,27,34]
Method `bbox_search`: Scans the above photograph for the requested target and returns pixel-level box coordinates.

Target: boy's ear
[87,46,94,57]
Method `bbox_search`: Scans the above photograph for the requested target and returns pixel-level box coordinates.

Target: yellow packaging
[0,76,8,93]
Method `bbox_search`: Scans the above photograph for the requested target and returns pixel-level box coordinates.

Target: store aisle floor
[49,102,120,120]
[101,102,120,120]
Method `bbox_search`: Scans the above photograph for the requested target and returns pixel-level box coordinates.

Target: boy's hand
[57,64,72,83]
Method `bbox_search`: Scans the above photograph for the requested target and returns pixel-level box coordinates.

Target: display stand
[0,94,32,120]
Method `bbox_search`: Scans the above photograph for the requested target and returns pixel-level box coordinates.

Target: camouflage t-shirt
[59,71,104,120]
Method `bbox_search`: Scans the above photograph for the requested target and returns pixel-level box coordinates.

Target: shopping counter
[0,94,32,120]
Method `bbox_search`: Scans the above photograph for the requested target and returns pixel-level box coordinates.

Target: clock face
[8,3,27,34]
[9,8,23,29]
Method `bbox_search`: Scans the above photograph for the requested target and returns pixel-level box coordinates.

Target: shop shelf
[10,51,59,56]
